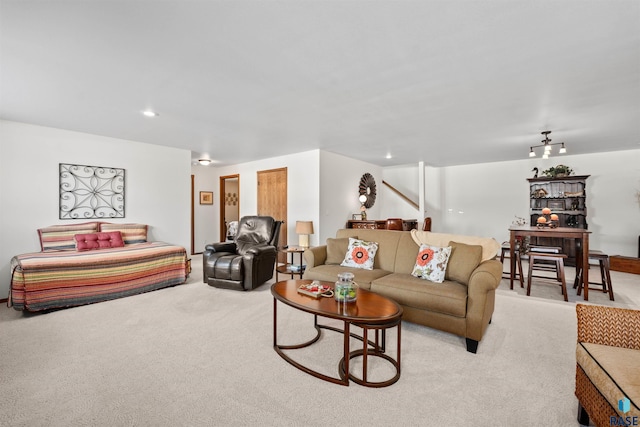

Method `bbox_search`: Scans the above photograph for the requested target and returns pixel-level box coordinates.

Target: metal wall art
[59,163,125,219]
[358,173,377,208]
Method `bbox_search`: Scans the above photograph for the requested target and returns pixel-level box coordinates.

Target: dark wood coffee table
[271,279,402,387]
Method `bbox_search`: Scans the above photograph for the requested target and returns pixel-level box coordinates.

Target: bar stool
[528,246,564,281]
[500,243,524,288]
[573,250,615,301]
[526,250,568,301]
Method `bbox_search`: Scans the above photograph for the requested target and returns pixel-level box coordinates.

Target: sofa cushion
[336,229,403,272]
[38,222,100,251]
[577,342,640,417]
[341,238,378,270]
[446,241,483,285]
[371,273,468,318]
[100,223,148,244]
[74,231,125,251]
[411,230,500,262]
[411,243,452,283]
[326,237,352,265]
[302,264,391,290]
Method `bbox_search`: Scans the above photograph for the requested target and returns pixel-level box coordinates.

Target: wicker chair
[575,304,640,426]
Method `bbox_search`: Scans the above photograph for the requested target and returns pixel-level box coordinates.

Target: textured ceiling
[1,0,639,167]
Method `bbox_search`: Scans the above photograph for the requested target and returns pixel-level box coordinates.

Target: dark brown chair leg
[526,256,534,296]
[558,259,568,301]
[573,264,582,290]
[517,252,524,288]
[577,402,590,426]
[575,266,584,296]
[603,258,614,301]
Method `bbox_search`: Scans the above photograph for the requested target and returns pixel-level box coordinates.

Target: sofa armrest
[468,259,502,294]
[303,246,327,268]
[576,304,640,350]
[465,259,502,342]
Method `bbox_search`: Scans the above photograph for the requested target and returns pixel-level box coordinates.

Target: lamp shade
[295,221,314,235]
[296,221,314,247]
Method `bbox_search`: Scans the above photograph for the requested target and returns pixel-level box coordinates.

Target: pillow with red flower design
[411,243,452,283]
[340,237,379,270]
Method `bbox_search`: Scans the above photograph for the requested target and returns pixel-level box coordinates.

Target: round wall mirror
[358,173,377,208]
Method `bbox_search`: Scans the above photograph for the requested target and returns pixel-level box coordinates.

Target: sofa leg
[577,403,590,426]
[465,338,478,353]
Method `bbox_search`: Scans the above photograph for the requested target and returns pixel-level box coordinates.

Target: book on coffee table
[297,282,332,298]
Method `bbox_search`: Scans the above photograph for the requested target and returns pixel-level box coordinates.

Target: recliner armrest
[205,242,237,253]
[244,244,276,257]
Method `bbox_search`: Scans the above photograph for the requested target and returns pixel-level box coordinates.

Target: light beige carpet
[1,257,638,426]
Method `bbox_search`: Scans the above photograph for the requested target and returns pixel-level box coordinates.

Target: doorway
[220,174,240,241]
[257,167,287,261]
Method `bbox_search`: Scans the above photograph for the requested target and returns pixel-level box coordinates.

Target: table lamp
[359,194,368,220]
[295,221,314,248]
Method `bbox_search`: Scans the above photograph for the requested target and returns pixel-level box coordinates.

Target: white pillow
[340,237,379,270]
[410,229,500,262]
[411,243,452,283]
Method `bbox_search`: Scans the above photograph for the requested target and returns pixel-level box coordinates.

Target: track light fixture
[528,131,567,158]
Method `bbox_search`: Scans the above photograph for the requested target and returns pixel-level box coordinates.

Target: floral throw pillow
[340,238,379,270]
[411,243,452,283]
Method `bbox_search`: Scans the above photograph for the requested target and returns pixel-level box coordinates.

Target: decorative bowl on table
[537,221,558,229]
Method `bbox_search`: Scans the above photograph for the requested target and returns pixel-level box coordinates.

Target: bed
[8,222,189,312]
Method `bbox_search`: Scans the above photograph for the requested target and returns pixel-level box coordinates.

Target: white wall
[202,150,321,248]
[191,164,219,252]
[319,151,383,243]
[381,150,640,257]
[191,149,383,249]
[0,120,192,297]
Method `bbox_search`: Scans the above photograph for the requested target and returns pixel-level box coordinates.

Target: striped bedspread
[10,242,188,312]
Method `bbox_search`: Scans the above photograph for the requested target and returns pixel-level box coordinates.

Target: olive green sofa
[302,228,502,353]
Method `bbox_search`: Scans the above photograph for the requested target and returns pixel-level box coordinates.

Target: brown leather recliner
[203,216,283,291]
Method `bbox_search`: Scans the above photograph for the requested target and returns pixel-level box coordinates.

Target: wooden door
[220,174,240,241]
[257,168,287,261]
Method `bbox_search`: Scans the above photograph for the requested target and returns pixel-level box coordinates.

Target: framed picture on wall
[200,191,213,205]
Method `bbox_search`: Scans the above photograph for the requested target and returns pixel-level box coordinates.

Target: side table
[276,246,307,281]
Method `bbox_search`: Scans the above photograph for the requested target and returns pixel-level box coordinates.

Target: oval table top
[271,279,402,325]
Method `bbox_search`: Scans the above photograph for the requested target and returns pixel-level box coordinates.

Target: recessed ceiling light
[142,110,158,117]
[386,153,392,159]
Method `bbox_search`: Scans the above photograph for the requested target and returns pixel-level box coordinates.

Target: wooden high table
[509,226,592,300]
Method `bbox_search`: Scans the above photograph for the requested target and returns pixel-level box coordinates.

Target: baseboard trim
[0,298,7,304]
[610,256,640,275]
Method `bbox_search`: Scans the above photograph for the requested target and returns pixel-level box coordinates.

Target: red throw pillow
[74,231,125,251]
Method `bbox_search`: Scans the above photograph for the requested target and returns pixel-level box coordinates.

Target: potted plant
[542,164,573,178]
